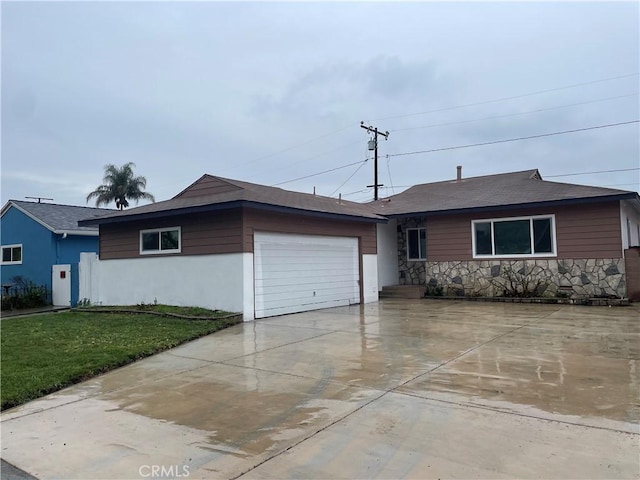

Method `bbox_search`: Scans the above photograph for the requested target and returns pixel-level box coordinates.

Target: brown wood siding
[98,207,377,259]
[554,202,621,258]
[625,248,640,301]
[425,201,622,261]
[242,208,377,254]
[99,209,244,259]
[427,215,474,260]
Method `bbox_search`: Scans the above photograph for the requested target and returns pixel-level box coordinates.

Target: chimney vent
[456,165,462,181]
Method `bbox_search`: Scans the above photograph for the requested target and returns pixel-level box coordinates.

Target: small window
[1,244,22,264]
[472,215,556,258]
[407,228,426,260]
[474,222,492,255]
[140,227,181,254]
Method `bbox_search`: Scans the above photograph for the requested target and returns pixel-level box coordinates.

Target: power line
[330,159,369,197]
[386,158,395,195]
[271,120,638,188]
[271,160,364,187]
[390,93,639,133]
[369,73,639,122]
[229,74,639,178]
[386,120,639,159]
[546,167,640,178]
[342,187,373,197]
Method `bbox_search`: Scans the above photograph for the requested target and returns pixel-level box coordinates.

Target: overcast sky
[2,1,639,208]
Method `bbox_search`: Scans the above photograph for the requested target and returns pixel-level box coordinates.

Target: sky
[1,1,639,209]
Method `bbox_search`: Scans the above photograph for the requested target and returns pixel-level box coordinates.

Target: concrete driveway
[1,300,639,479]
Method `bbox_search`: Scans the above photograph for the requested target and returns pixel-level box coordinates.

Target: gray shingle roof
[2,201,114,234]
[79,175,385,225]
[371,169,638,216]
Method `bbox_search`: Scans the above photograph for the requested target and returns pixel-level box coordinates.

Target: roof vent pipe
[456,165,462,182]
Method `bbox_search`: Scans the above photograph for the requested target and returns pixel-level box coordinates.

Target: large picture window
[1,244,22,264]
[407,228,426,260]
[140,227,181,254]
[472,215,555,258]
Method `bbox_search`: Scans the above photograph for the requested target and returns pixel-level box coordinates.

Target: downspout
[55,232,68,264]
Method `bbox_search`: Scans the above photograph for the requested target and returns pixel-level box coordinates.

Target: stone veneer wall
[425,258,626,299]
[397,218,426,285]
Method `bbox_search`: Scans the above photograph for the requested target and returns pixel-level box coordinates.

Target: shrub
[1,276,49,310]
[492,265,547,298]
[425,283,444,297]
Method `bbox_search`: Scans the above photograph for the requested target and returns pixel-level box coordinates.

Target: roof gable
[173,175,243,199]
[79,174,385,226]
[1,201,113,235]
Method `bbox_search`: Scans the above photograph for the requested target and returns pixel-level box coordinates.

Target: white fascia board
[54,230,99,237]
[2,202,99,236]
[2,201,56,232]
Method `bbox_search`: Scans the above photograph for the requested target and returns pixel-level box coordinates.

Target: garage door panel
[257,298,353,314]
[256,262,355,274]
[255,275,359,293]
[256,288,358,304]
[255,281,358,297]
[254,232,360,318]
[255,269,356,281]
[254,278,357,290]
[257,253,355,266]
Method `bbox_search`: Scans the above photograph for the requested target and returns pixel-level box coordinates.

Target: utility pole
[360,122,389,201]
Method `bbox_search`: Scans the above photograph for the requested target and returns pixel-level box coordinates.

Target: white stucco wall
[81,253,249,317]
[79,246,381,320]
[376,220,398,290]
[620,200,640,251]
[362,254,379,304]
[242,253,255,320]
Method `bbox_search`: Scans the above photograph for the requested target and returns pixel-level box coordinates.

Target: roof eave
[78,201,247,226]
[244,201,386,223]
[78,200,386,226]
[53,229,99,237]
[381,193,638,218]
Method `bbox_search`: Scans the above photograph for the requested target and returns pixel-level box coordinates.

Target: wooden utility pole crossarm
[360,122,389,201]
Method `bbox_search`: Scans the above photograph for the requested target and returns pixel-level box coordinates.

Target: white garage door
[254,232,360,318]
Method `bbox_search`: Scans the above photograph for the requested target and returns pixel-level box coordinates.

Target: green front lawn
[1,307,240,410]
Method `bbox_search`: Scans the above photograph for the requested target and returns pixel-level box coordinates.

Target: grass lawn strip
[1,307,240,411]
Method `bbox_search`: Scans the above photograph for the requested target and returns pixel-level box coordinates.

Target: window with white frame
[407,227,426,260]
[472,215,556,258]
[1,244,22,264]
[140,227,181,254]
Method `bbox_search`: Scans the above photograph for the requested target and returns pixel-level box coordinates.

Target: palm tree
[86,163,155,210]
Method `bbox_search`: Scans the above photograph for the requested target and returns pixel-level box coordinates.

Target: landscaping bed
[424,295,630,306]
[0,306,241,410]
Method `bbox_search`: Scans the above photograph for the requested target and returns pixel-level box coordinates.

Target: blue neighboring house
[0,200,112,306]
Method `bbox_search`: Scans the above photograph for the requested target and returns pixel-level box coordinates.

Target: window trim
[1,244,23,265]
[139,227,181,255]
[471,214,556,259]
[407,227,427,261]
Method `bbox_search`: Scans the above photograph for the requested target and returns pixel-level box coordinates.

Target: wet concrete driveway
[1,300,639,479]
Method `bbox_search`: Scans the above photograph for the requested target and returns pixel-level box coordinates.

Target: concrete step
[379,285,426,299]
